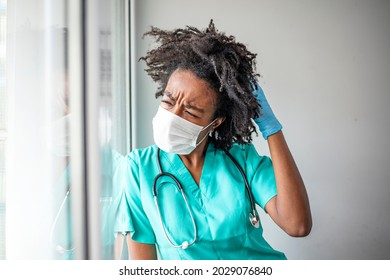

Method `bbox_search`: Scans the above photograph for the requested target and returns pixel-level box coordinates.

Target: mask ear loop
[195,118,218,146]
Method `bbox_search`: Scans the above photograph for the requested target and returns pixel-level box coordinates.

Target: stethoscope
[49,165,74,256]
[50,187,75,256]
[152,148,260,250]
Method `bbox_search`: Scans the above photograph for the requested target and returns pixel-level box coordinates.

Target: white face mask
[152,106,217,155]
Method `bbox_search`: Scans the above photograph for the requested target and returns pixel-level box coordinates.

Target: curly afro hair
[140,19,261,151]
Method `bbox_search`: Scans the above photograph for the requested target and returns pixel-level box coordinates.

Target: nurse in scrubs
[114,20,312,260]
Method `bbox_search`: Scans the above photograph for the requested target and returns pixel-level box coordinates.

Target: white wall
[132,0,390,259]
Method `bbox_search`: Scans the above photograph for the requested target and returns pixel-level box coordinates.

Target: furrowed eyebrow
[163,90,205,113]
[163,91,176,101]
[185,103,205,113]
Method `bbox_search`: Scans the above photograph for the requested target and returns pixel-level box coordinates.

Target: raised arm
[253,85,312,237]
[265,131,312,236]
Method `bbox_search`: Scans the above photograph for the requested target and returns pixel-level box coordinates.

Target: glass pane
[0,0,7,260]
[3,0,131,260]
[5,0,72,259]
[95,0,130,259]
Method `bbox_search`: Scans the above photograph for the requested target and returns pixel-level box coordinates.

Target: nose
[170,106,181,116]
[163,103,184,118]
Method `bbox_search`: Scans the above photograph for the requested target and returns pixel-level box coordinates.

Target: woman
[114,20,312,260]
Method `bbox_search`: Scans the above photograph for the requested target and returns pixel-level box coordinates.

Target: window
[2,0,131,259]
[0,0,7,260]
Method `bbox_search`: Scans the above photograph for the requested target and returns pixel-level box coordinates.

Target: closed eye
[185,110,199,118]
[161,99,173,106]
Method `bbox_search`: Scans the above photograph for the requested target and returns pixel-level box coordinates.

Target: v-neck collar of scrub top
[158,141,216,200]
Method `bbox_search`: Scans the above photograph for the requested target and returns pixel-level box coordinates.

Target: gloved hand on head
[252,84,283,140]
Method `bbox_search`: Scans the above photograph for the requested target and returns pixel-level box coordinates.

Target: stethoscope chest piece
[249,212,260,228]
[181,241,189,249]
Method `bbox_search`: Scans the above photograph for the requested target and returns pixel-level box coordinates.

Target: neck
[179,139,210,185]
[179,139,209,166]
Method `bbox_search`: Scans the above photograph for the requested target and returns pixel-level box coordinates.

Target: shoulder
[126,145,158,163]
[228,142,256,153]
[227,142,261,159]
[227,143,272,170]
[113,145,158,189]
[111,145,158,174]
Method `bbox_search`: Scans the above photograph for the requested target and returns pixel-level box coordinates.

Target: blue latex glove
[253,84,283,140]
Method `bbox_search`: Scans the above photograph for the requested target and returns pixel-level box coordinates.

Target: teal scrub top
[113,142,286,260]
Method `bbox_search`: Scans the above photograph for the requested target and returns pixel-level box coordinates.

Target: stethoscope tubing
[224,150,259,222]
[153,149,197,249]
[152,147,260,250]
[50,188,75,254]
